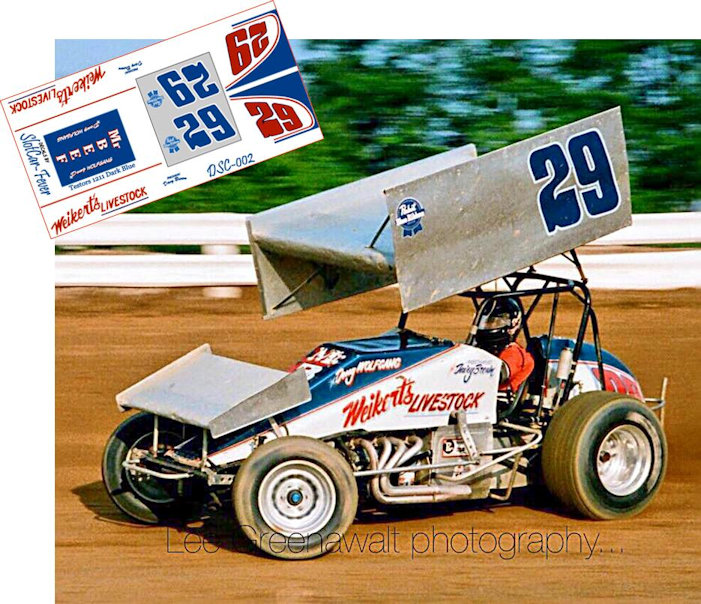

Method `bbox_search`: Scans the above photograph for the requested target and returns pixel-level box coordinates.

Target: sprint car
[102,109,667,559]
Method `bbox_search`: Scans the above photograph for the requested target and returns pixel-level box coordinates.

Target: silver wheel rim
[258,460,336,537]
[596,424,652,496]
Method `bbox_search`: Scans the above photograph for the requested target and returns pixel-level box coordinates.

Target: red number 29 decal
[226,22,269,76]
[245,101,303,138]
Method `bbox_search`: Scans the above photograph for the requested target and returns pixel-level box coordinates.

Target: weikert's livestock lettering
[341,376,485,428]
[8,66,106,114]
[51,186,148,235]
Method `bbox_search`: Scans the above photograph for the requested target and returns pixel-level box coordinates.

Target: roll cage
[396,250,607,412]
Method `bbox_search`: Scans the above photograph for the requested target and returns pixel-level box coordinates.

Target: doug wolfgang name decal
[1,1,322,239]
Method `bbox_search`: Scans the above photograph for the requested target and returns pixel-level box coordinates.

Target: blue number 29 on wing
[528,129,621,235]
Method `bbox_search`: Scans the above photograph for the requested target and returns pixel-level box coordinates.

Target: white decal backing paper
[1,1,322,239]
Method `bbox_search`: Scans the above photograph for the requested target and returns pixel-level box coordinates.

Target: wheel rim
[596,424,652,496]
[258,460,336,537]
[124,432,179,504]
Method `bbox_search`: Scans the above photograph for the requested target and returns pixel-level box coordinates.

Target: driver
[474,297,535,392]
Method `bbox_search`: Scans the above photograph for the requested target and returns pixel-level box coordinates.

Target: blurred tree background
[146,40,700,215]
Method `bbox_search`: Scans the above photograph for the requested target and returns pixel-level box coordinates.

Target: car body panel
[207,333,501,465]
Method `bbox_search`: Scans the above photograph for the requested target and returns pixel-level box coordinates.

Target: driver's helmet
[475,297,523,354]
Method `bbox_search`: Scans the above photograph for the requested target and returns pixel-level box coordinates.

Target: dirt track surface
[56,287,701,602]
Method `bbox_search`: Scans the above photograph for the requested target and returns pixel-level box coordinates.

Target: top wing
[384,107,630,311]
[248,107,630,317]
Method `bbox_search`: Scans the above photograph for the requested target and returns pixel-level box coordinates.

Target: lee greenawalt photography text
[166,524,614,560]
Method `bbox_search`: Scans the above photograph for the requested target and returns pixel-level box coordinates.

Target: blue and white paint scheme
[207,330,501,465]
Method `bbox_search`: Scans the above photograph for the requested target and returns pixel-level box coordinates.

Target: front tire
[102,412,203,524]
[233,436,358,560]
[542,391,666,519]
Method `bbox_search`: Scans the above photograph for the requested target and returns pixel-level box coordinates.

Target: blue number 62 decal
[528,129,621,235]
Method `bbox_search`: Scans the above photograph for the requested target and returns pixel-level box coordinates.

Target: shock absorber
[553,345,573,409]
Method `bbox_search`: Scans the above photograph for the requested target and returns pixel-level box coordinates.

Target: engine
[351,421,497,504]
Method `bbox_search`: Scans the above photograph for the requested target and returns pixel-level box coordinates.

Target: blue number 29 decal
[528,129,620,235]
[173,104,237,151]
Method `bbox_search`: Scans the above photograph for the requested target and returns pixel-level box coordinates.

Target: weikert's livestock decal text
[342,375,486,428]
[8,67,106,113]
[51,187,149,235]
[1,1,321,238]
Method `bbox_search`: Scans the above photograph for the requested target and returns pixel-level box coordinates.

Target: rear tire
[233,436,358,560]
[542,391,666,519]
[102,412,204,524]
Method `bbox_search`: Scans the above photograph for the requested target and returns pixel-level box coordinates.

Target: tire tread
[542,391,665,520]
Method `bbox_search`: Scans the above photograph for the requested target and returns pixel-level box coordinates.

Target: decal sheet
[1,1,322,238]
